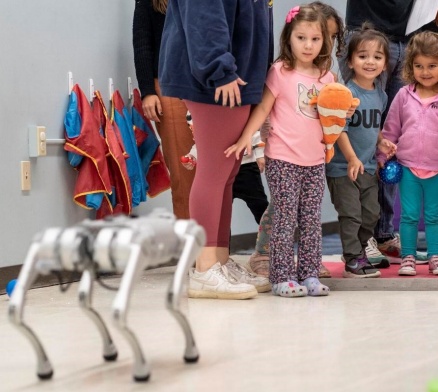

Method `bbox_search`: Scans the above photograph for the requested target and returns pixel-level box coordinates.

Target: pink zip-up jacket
[377,84,438,170]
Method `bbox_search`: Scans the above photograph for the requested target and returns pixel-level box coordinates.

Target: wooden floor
[2,256,438,392]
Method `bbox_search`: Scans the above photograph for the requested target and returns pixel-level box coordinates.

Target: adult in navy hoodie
[159,0,270,300]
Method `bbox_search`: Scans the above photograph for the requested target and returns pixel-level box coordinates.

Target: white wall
[0,0,346,268]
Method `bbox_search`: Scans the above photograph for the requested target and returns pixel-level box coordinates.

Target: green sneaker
[365,238,390,268]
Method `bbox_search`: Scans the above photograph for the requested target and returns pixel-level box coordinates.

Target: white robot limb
[8,209,205,382]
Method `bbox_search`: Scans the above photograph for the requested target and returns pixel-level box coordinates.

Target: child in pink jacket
[377,31,438,276]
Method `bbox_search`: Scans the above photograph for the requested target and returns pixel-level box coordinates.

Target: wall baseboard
[230,221,339,254]
[0,222,340,295]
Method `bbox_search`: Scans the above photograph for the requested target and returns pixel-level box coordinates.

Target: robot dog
[8,209,205,382]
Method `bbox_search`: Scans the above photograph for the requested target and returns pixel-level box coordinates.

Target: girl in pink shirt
[377,31,438,276]
[225,5,334,297]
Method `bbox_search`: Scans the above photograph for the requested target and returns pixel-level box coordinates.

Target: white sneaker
[399,255,416,276]
[188,262,258,300]
[429,255,438,275]
[225,258,271,293]
[365,238,390,268]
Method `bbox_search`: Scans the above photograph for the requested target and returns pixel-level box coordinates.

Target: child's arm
[376,91,404,164]
[224,86,275,159]
[336,132,364,181]
[251,131,266,173]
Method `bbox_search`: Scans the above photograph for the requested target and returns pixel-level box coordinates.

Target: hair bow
[285,6,300,23]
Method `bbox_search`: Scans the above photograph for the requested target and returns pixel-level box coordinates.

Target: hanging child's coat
[93,91,132,218]
[64,84,113,212]
[131,88,171,197]
[111,90,146,207]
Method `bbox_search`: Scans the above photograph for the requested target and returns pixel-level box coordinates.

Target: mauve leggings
[184,100,250,247]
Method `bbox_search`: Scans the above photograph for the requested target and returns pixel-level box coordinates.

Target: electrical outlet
[21,161,31,191]
[37,126,47,156]
[28,125,47,157]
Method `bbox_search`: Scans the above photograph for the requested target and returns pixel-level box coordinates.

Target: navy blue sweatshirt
[158,0,269,106]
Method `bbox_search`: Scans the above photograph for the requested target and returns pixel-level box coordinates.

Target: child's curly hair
[402,31,438,85]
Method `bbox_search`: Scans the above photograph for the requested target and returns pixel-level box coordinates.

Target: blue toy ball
[6,279,17,298]
[379,160,403,184]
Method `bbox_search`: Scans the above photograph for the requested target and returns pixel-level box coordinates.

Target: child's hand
[346,101,359,119]
[347,156,364,181]
[224,135,252,159]
[378,138,397,158]
[180,155,196,170]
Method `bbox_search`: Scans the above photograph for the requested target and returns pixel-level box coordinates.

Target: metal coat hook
[68,72,74,95]
[89,79,95,103]
[127,77,133,100]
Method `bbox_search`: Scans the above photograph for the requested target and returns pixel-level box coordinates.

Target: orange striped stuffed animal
[309,83,360,163]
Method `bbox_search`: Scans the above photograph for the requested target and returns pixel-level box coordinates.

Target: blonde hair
[152,0,167,14]
[276,4,333,78]
[402,31,438,85]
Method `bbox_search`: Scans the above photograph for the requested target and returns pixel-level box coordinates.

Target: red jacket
[93,91,132,218]
[64,84,112,212]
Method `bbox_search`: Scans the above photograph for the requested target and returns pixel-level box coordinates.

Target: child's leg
[326,175,364,261]
[421,173,438,273]
[399,167,422,257]
[247,202,273,277]
[265,158,300,285]
[255,202,274,255]
[296,164,325,282]
[232,162,269,225]
[327,175,380,278]
[356,173,380,251]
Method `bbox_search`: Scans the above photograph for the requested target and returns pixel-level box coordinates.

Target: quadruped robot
[8,209,206,382]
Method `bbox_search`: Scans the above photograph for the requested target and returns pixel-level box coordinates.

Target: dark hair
[309,1,345,57]
[152,0,167,14]
[402,31,438,85]
[343,22,390,84]
[276,4,333,78]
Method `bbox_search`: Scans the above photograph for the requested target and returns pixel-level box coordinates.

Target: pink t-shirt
[264,61,334,166]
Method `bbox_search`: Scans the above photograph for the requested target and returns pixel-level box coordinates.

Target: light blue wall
[0,0,346,268]
[0,1,138,267]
